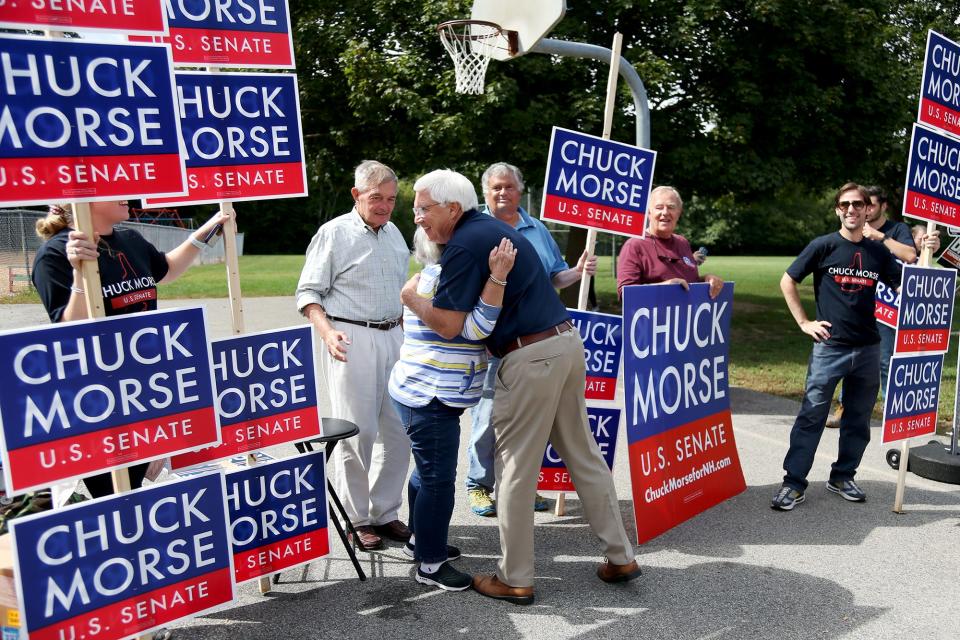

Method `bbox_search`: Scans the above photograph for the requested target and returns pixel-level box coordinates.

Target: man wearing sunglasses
[826,185,940,428]
[772,183,902,511]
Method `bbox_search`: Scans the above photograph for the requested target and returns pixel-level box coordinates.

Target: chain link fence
[0,209,243,296]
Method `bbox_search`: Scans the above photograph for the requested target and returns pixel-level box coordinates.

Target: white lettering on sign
[165,0,278,26]
[227,465,318,545]
[30,0,137,15]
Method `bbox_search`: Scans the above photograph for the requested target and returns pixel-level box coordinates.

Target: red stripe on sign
[0,4,165,32]
[146,162,306,206]
[920,98,960,138]
[904,191,960,227]
[171,407,321,469]
[874,301,897,326]
[628,409,745,544]
[537,466,574,493]
[167,28,293,67]
[896,329,949,354]
[542,195,646,236]
[0,155,185,206]
[29,567,234,640]
[7,407,218,492]
[234,528,330,583]
[585,376,617,400]
[883,411,938,444]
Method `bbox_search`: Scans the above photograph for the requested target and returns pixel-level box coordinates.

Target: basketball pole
[557,31,623,517]
[892,220,938,513]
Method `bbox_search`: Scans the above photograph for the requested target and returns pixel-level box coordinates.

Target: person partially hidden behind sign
[616,186,724,299]
[402,169,638,605]
[296,160,412,552]
[389,225,515,591]
[771,183,901,511]
[32,200,231,499]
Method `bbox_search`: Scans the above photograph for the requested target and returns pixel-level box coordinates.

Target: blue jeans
[783,342,880,492]
[839,322,894,403]
[465,357,499,492]
[392,397,463,563]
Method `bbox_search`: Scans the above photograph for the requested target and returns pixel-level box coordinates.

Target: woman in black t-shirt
[31,200,230,496]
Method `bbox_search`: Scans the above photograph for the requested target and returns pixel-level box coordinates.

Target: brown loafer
[373,519,412,542]
[472,574,535,605]
[597,558,642,583]
[350,525,384,551]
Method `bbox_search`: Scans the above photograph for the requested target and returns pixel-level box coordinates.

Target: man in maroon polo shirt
[616,186,724,299]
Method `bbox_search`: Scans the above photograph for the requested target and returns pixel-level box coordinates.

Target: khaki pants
[492,329,634,587]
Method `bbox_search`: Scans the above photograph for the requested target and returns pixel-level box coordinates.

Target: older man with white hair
[465,162,597,518]
[402,169,638,605]
[296,160,411,551]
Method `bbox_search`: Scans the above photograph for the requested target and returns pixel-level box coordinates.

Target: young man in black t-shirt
[772,183,902,511]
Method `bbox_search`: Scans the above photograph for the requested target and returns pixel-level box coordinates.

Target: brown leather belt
[495,321,573,358]
[326,315,401,331]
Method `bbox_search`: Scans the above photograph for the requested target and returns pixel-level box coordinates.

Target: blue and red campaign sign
[622,282,745,543]
[0,0,167,35]
[538,406,619,493]
[9,472,234,640]
[881,354,943,444]
[874,280,899,329]
[541,127,656,237]
[171,325,320,469]
[569,309,622,400]
[133,0,294,69]
[919,30,960,138]
[894,264,956,355]
[143,71,305,207]
[226,451,329,583]
[903,124,960,228]
[937,235,960,270]
[0,307,219,494]
[0,35,186,207]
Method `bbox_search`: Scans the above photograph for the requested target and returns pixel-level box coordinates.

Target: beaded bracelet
[489,274,507,286]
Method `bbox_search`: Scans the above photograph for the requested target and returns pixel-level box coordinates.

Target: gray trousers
[492,329,634,587]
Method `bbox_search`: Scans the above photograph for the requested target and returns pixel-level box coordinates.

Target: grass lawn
[4,254,956,435]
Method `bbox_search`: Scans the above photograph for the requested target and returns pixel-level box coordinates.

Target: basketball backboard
[471,0,566,60]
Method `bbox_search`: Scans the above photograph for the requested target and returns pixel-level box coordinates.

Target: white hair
[649,185,683,208]
[354,160,397,193]
[413,227,442,266]
[413,169,479,212]
[481,162,525,194]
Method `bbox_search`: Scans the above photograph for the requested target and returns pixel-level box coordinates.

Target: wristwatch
[880,234,888,242]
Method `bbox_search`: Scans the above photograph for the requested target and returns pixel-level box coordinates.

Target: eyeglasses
[837,200,866,212]
[412,201,443,216]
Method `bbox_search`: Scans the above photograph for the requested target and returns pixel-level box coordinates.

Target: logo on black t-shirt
[828,252,879,292]
[101,251,158,311]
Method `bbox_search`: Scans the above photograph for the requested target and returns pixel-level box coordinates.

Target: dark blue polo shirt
[433,209,569,355]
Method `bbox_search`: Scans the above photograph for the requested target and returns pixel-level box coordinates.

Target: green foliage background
[226,1,959,255]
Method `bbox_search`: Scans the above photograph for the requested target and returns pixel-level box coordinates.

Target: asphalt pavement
[1,297,958,640]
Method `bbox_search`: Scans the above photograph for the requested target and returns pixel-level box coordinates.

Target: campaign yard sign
[569,309,622,400]
[133,0,294,69]
[0,0,167,35]
[919,30,960,138]
[226,451,329,583]
[894,264,957,355]
[143,71,305,207]
[538,406,619,493]
[541,127,656,237]
[0,35,186,207]
[9,472,234,640]
[937,235,960,270]
[0,307,219,494]
[881,354,943,444]
[903,124,960,228]
[622,282,745,544]
[171,325,320,469]
[874,280,899,329]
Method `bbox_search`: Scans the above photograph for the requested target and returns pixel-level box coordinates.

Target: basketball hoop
[437,20,518,94]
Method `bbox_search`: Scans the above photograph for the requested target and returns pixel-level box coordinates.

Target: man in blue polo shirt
[466,162,596,517]
[402,169,637,605]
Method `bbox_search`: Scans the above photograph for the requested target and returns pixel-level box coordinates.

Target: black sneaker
[771,485,805,511]
[403,542,461,561]
[415,562,472,591]
[826,479,866,502]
